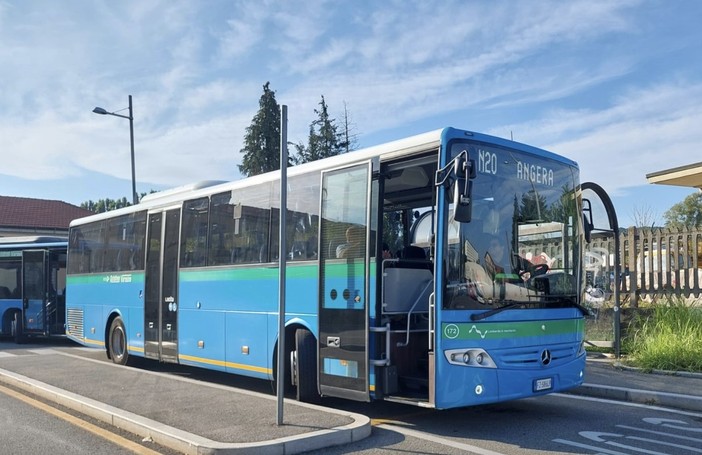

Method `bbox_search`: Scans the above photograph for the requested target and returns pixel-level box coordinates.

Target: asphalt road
[2,337,701,455]
[0,379,178,454]
[303,392,702,454]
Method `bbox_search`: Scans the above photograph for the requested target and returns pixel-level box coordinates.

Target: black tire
[11,311,25,344]
[272,342,294,397]
[108,317,129,365]
[294,329,319,403]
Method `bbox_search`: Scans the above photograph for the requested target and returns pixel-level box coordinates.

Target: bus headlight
[445,348,496,368]
[577,341,586,357]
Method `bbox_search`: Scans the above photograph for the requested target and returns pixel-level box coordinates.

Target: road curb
[612,361,702,380]
[0,367,371,455]
[571,383,702,412]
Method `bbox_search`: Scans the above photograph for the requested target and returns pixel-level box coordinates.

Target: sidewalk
[0,353,370,455]
[0,351,700,455]
[570,354,702,412]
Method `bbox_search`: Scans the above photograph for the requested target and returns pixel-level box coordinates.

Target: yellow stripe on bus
[82,339,270,374]
[178,353,271,374]
[82,338,145,354]
[83,338,104,347]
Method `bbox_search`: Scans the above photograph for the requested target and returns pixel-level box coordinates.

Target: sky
[1,0,701,228]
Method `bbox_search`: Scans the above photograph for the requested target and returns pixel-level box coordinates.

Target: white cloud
[1,0,700,214]
[495,82,702,194]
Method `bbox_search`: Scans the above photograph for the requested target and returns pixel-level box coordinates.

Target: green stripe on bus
[441,319,584,340]
[66,260,375,284]
[180,261,370,282]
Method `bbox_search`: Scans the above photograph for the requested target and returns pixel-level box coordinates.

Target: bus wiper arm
[542,295,591,317]
[470,302,519,321]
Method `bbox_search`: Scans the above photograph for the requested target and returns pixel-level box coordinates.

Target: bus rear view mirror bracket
[436,150,476,223]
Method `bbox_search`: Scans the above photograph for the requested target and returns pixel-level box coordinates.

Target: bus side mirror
[583,215,594,243]
[582,198,594,243]
[453,159,475,223]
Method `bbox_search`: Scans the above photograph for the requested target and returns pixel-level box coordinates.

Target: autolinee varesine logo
[102,274,133,284]
[443,323,518,340]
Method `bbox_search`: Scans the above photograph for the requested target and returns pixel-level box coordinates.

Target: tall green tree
[81,197,130,213]
[664,192,702,229]
[239,82,281,176]
[80,191,156,213]
[294,96,349,164]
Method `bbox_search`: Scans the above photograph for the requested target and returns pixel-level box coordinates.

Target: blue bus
[0,236,68,343]
[66,127,592,409]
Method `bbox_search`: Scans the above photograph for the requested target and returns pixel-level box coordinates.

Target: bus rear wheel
[11,311,25,344]
[108,317,129,365]
[294,328,319,403]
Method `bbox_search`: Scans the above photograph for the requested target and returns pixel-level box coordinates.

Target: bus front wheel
[108,317,129,365]
[294,329,319,403]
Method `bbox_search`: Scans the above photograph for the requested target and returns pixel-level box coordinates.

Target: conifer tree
[238,82,281,176]
[295,96,349,164]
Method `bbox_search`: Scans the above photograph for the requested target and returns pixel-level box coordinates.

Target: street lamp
[92,95,138,205]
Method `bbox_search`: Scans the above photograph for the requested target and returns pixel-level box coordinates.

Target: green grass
[624,300,702,372]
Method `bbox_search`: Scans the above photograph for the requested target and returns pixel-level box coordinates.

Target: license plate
[534,377,552,392]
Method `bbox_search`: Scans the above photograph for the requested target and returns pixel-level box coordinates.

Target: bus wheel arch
[272,323,319,403]
[106,313,129,365]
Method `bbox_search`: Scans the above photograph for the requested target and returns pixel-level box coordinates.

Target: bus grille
[500,345,575,367]
[66,308,84,339]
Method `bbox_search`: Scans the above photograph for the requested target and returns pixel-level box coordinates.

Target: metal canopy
[646,162,702,189]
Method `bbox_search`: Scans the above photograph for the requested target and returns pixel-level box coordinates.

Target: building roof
[0,196,94,230]
[646,162,702,189]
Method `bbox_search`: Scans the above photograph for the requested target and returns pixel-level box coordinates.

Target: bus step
[383,395,432,408]
[399,374,428,391]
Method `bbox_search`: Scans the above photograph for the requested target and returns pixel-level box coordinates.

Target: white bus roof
[69,127,577,228]
[70,129,445,227]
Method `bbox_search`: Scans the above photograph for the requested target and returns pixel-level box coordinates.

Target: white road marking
[27,349,58,355]
[617,424,702,443]
[377,423,508,455]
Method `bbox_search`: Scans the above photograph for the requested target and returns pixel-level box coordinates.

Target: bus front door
[21,250,48,336]
[318,162,372,402]
[144,208,181,363]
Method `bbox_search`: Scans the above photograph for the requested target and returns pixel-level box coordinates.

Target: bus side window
[0,286,10,299]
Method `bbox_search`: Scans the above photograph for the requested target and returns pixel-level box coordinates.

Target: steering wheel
[518,262,549,280]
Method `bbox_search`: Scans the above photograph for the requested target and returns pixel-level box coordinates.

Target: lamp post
[92,95,138,205]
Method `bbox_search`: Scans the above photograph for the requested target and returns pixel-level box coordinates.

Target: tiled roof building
[0,196,94,237]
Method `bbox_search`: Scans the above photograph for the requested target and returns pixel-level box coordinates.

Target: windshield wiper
[470,302,520,321]
[541,294,590,317]
[470,297,590,322]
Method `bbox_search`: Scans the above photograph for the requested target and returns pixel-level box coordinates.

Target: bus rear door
[318,162,372,401]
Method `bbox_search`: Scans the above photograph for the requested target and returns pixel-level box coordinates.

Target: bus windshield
[443,141,581,310]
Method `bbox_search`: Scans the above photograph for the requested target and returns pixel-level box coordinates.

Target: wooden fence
[585,227,702,307]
